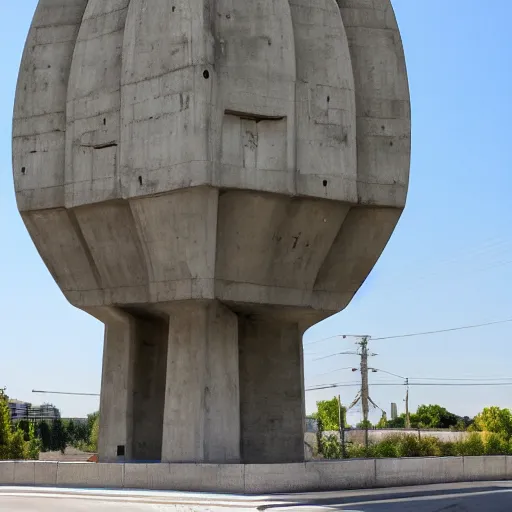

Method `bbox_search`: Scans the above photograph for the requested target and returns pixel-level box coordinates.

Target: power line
[306,381,512,391]
[372,318,512,341]
[305,334,370,348]
[32,389,100,397]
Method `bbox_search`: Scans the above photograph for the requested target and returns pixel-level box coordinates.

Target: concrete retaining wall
[0,457,511,494]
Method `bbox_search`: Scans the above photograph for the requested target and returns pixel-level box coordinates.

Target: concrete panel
[123,463,148,489]
[338,0,410,207]
[145,464,245,493]
[375,457,464,487]
[290,0,357,202]
[244,463,308,494]
[13,0,89,211]
[13,462,35,486]
[162,301,240,463]
[0,462,15,485]
[120,0,213,198]
[34,461,58,486]
[307,460,376,491]
[463,456,508,481]
[314,207,402,296]
[245,460,376,494]
[239,318,304,463]
[65,0,129,207]
[56,462,124,488]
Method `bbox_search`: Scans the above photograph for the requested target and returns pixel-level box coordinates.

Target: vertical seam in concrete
[373,458,377,488]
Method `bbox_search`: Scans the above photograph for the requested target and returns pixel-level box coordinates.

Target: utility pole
[405,378,410,428]
[337,394,346,458]
[359,336,370,448]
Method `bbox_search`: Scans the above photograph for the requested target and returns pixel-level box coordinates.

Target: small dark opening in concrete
[21,167,26,174]
[381,125,385,130]
[117,445,125,457]
[138,176,143,186]
[103,118,106,125]
[390,141,394,146]
[203,69,210,79]
[327,96,330,103]
[172,6,175,12]
[322,179,328,187]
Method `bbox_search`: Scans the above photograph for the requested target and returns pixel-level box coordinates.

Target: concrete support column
[161,301,240,463]
[238,317,305,463]
[98,309,136,462]
[131,317,168,461]
[98,309,168,462]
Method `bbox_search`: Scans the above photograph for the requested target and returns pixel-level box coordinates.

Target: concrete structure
[1,458,511,494]
[13,0,410,464]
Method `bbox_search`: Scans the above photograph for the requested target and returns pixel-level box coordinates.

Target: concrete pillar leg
[98,310,168,462]
[238,318,305,463]
[131,317,168,461]
[98,310,136,463]
[161,301,240,463]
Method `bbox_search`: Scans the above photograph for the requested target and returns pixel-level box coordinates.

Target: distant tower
[391,403,398,420]
[13,0,410,464]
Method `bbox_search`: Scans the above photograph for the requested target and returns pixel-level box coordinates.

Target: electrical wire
[305,381,512,391]
[372,318,512,341]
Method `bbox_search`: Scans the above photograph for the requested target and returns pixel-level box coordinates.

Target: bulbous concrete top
[13,0,410,318]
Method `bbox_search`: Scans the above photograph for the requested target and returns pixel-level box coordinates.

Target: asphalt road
[2,483,512,511]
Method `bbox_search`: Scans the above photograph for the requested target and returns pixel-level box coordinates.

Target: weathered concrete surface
[1,458,511,494]
[13,0,410,464]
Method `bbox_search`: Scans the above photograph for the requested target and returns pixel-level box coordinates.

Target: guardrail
[0,457,511,494]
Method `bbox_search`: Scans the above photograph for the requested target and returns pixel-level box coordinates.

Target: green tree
[312,398,345,431]
[27,423,41,460]
[376,413,388,429]
[0,392,12,459]
[357,419,373,429]
[473,406,512,438]
[65,419,76,446]
[413,404,458,429]
[385,414,406,428]
[37,421,51,452]
[9,428,28,460]
[50,419,67,454]
[89,415,99,452]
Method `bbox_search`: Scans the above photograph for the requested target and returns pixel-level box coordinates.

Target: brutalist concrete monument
[13,0,410,464]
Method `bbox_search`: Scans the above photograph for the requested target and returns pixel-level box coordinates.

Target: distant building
[8,399,30,420]
[28,403,61,421]
[391,402,398,420]
[8,400,61,422]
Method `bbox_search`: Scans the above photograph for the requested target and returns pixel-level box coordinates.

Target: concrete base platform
[1,457,512,495]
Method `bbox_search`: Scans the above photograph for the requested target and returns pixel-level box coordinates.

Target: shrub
[455,433,485,456]
[440,441,458,456]
[373,437,400,458]
[322,434,342,459]
[483,432,508,455]
[417,436,442,457]
[397,434,422,457]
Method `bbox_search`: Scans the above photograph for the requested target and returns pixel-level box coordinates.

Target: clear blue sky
[1,1,512,423]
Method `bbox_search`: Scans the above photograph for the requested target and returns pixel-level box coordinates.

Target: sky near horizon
[1,1,512,424]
